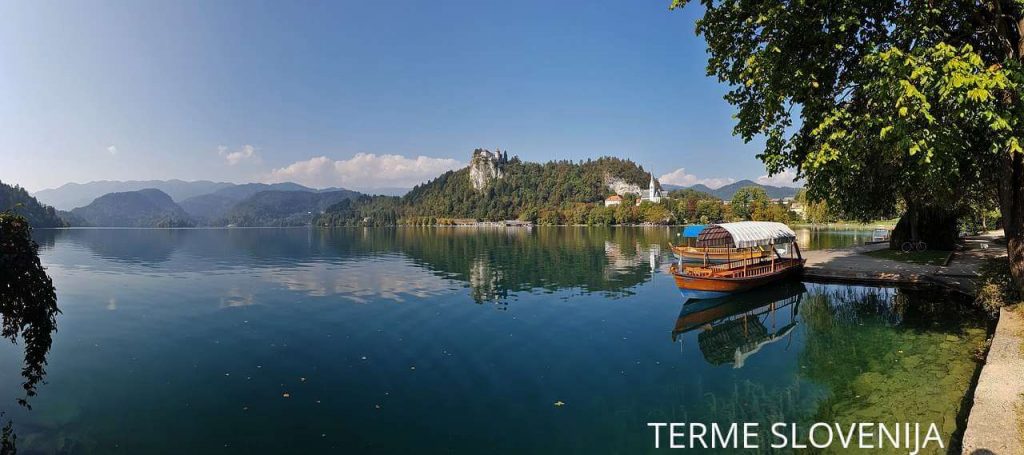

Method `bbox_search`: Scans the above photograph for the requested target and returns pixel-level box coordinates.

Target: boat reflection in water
[672,281,805,368]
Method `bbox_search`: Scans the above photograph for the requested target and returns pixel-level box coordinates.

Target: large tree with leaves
[672,0,1024,288]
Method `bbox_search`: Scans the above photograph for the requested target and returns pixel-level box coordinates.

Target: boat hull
[671,261,804,296]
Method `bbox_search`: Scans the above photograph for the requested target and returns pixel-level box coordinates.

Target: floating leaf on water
[554,401,565,407]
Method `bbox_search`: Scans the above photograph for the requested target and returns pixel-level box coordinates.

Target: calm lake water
[1,227,985,454]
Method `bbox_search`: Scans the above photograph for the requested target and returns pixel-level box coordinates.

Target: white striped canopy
[696,221,797,248]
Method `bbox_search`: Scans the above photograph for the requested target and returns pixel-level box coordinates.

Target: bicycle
[900,239,927,253]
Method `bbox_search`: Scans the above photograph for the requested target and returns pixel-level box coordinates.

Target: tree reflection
[1,214,59,408]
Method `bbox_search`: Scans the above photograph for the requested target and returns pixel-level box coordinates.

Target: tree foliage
[0,213,59,408]
[0,181,64,228]
[672,0,1024,284]
[672,0,1018,216]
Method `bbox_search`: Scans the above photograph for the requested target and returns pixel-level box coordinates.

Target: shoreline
[37,223,894,230]
[962,306,1024,454]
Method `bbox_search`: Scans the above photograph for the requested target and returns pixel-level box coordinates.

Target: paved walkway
[962,306,1024,454]
[802,231,1005,294]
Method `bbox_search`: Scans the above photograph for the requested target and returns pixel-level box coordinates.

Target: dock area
[801,232,1005,294]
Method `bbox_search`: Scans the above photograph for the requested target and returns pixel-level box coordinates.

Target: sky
[0,0,799,193]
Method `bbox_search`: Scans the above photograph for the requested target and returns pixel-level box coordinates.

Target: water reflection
[14,228,991,453]
[673,282,804,368]
[39,227,674,304]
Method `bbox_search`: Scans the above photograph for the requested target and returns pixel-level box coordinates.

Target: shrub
[975,258,1022,316]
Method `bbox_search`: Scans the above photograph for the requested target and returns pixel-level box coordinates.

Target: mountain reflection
[673,282,804,368]
[381,227,668,302]
[40,227,674,303]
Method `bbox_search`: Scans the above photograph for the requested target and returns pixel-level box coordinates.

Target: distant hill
[0,180,65,227]
[359,187,411,197]
[177,193,238,225]
[226,190,361,226]
[70,189,194,227]
[663,180,800,200]
[34,180,235,210]
[203,182,314,201]
[179,182,317,223]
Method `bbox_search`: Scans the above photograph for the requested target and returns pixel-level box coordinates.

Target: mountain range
[62,185,363,228]
[33,180,410,211]
[19,155,802,228]
[33,180,236,211]
[662,180,800,200]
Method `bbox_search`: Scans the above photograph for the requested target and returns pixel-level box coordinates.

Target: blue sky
[0,0,796,193]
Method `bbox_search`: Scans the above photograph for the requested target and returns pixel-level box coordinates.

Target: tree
[672,0,1024,289]
[694,199,724,223]
[587,205,615,225]
[0,213,59,408]
[730,186,771,221]
[795,188,835,224]
[640,202,673,224]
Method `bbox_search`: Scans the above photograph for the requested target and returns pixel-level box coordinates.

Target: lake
[1,227,986,453]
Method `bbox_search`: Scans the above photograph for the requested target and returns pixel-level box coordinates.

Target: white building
[637,176,662,204]
[605,195,623,207]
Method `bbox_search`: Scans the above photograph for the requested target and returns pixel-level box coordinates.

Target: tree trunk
[889,204,960,250]
[998,152,1024,294]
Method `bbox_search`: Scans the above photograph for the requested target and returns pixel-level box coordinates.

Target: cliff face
[469,149,506,191]
[605,176,643,197]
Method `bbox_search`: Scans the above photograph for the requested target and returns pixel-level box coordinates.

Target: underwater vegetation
[800,286,988,454]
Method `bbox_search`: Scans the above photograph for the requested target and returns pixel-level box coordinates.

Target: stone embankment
[962,307,1024,455]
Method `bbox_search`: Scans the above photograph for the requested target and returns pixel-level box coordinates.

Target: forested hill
[71,189,194,227]
[403,156,655,220]
[317,152,661,225]
[0,180,65,227]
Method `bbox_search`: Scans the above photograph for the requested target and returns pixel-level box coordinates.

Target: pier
[801,232,1004,295]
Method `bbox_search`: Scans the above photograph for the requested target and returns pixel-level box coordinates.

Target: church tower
[647,176,661,203]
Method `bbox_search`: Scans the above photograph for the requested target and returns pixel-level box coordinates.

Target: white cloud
[658,168,736,189]
[756,169,801,187]
[219,144,260,166]
[267,153,464,190]
[106,145,118,155]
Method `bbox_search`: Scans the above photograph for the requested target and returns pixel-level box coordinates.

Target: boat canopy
[681,224,706,238]
[696,221,797,248]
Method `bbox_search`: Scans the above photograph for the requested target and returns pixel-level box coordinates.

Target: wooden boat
[670,224,769,262]
[671,221,804,297]
[670,244,769,262]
